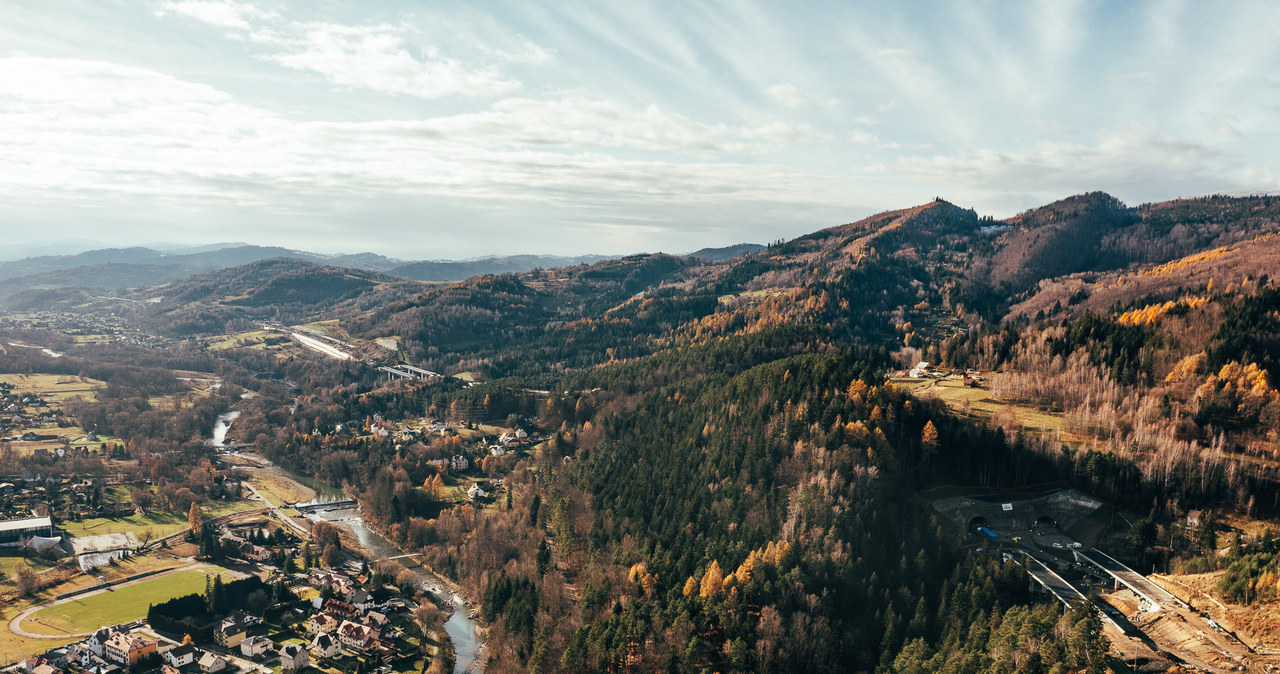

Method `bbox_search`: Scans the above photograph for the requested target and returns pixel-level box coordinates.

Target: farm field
[893,376,1089,442]
[23,567,227,635]
[59,497,259,540]
[0,373,112,454]
[249,471,316,506]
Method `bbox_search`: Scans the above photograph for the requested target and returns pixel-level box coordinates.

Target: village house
[30,663,63,674]
[321,598,360,621]
[467,483,487,500]
[307,612,340,635]
[213,617,246,648]
[309,633,341,659]
[226,609,262,628]
[162,644,196,668]
[103,632,157,666]
[197,651,227,674]
[364,610,390,630]
[64,642,93,669]
[346,587,376,612]
[240,635,274,658]
[336,620,376,652]
[86,628,118,658]
[278,643,309,672]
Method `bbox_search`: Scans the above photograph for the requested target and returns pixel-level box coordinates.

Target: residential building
[278,643,309,672]
[162,644,196,668]
[309,633,340,660]
[240,635,274,658]
[337,620,375,651]
[87,628,117,658]
[213,618,246,648]
[197,652,226,674]
[307,612,339,635]
[103,633,157,666]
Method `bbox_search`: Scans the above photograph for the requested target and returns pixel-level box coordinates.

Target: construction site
[931,488,1280,672]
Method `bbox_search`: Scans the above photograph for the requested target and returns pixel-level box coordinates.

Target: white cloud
[766,83,809,108]
[156,0,275,31]
[0,56,839,223]
[261,22,520,99]
[871,120,1269,211]
[849,130,878,145]
[156,3,533,100]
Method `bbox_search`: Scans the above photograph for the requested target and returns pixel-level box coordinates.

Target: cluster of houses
[904,362,986,387]
[426,455,469,473]
[22,625,159,674]
[0,382,66,442]
[0,476,136,529]
[0,311,170,350]
[217,529,282,566]
[17,559,425,674]
[302,568,414,665]
[486,428,528,458]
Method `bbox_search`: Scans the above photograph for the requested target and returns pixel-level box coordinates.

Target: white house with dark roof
[162,644,196,668]
[309,633,340,659]
[239,635,274,658]
[278,643,308,672]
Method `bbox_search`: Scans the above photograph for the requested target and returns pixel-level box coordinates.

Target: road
[9,564,206,638]
[241,477,313,537]
[1024,556,1085,605]
[1077,548,1271,672]
[1077,548,1180,609]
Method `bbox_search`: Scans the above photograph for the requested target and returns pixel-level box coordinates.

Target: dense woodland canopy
[6,192,1280,671]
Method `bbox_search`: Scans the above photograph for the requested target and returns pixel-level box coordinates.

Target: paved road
[1024,556,1085,605]
[241,479,312,537]
[1078,548,1179,607]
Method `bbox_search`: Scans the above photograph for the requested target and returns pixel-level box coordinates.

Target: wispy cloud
[0,56,841,229]
[766,83,833,109]
[158,2,530,99]
[259,22,521,99]
[156,0,276,30]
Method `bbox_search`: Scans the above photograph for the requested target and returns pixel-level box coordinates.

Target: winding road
[9,563,207,639]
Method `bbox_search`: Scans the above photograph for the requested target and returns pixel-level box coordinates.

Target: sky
[1,1,1278,259]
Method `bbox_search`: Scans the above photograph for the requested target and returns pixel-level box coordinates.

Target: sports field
[22,568,223,636]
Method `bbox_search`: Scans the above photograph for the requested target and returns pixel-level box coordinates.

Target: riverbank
[232,453,487,673]
[349,504,489,674]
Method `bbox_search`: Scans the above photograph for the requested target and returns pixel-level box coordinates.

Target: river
[216,416,485,672]
[209,410,239,447]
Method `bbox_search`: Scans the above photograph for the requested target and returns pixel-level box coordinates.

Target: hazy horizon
[2,1,1278,258]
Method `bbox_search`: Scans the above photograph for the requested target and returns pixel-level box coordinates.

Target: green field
[894,377,1077,437]
[60,498,259,540]
[24,568,226,635]
[59,510,188,539]
[0,555,56,585]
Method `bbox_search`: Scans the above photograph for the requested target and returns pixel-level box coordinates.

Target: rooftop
[0,515,53,533]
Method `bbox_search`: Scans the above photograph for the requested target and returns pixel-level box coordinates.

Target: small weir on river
[211,409,484,672]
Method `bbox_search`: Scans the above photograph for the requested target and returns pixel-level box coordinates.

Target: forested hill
[29,191,1278,671]
[287,191,1280,671]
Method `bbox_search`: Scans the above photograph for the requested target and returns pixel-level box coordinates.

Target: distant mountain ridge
[687,243,765,260]
[0,246,621,301]
[388,254,614,282]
